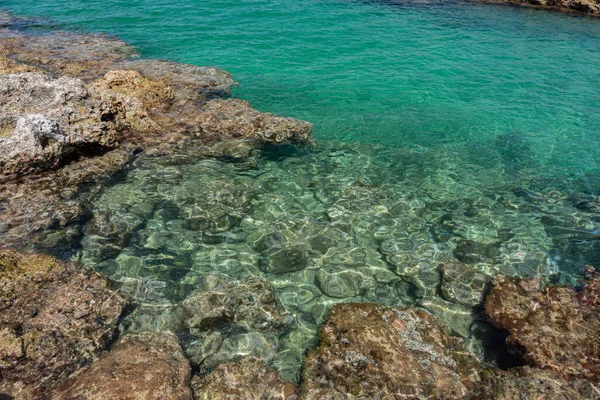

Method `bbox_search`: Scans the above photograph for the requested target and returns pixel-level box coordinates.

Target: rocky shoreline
[2,250,599,398]
[1,9,599,400]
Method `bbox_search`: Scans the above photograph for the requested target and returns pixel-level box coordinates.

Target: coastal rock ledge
[0,19,312,251]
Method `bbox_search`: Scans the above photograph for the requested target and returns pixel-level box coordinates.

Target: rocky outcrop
[50,332,193,400]
[300,303,480,398]
[0,21,312,250]
[0,73,120,178]
[485,271,600,383]
[0,250,126,399]
[191,357,297,400]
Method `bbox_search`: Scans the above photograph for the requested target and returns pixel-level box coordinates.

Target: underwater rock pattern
[0,22,312,251]
[50,332,193,400]
[485,274,600,383]
[73,138,600,380]
[182,274,291,373]
[0,250,126,399]
[474,367,599,400]
[440,260,489,306]
[183,274,290,333]
[192,356,297,400]
[300,303,479,398]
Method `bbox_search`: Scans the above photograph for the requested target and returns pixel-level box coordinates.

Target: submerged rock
[50,332,193,400]
[0,250,126,399]
[191,356,297,400]
[300,303,479,398]
[440,260,489,307]
[183,274,290,333]
[485,273,600,383]
[182,274,291,372]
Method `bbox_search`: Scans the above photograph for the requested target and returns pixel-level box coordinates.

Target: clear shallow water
[4,0,600,381]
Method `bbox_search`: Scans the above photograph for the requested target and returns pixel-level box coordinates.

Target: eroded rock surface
[50,332,193,400]
[0,250,126,399]
[300,303,479,399]
[485,272,600,383]
[0,73,119,178]
[0,20,312,250]
[191,357,297,400]
[474,367,599,400]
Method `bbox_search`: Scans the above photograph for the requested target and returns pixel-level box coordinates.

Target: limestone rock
[0,57,40,75]
[485,274,600,382]
[300,303,479,399]
[0,72,119,177]
[192,357,297,400]
[474,366,598,400]
[196,98,313,145]
[0,250,126,399]
[50,332,193,400]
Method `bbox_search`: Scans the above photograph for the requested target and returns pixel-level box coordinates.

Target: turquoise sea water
[4,0,600,380]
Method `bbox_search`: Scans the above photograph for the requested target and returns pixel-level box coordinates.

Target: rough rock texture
[0,73,119,178]
[485,273,600,383]
[0,21,312,249]
[0,250,126,399]
[300,303,479,399]
[0,146,135,251]
[0,29,140,82]
[0,57,39,75]
[50,332,193,400]
[474,366,599,400]
[196,99,313,145]
[191,357,297,400]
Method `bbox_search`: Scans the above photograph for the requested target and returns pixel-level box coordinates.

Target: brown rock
[0,146,135,250]
[0,57,39,74]
[0,250,126,399]
[474,366,598,400]
[196,98,313,145]
[300,303,479,399]
[192,357,296,400]
[50,332,193,400]
[485,274,600,382]
[91,69,175,107]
